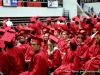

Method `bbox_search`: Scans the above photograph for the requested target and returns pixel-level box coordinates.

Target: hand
[61,66,66,69]
[91,57,96,60]
[48,59,51,62]
[25,59,31,63]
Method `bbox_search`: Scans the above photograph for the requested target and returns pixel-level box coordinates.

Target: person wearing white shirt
[6,18,13,27]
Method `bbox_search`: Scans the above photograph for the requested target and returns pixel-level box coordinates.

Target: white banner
[3,0,18,7]
[48,0,58,7]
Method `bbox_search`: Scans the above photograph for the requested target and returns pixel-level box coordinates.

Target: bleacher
[0,16,69,26]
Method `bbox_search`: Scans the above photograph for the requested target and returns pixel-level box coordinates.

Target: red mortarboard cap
[16,25,23,31]
[70,38,77,47]
[82,16,86,19]
[75,18,80,23]
[62,30,69,34]
[46,17,51,22]
[1,32,15,43]
[42,26,49,32]
[61,24,68,31]
[95,24,100,31]
[49,35,59,43]
[21,27,33,34]
[0,40,5,49]
[21,27,33,31]
[30,17,36,22]
[58,16,66,21]
[50,27,55,33]
[72,16,77,21]
[8,29,16,33]
[0,28,5,34]
[30,34,43,45]
[77,32,85,39]
[54,29,61,33]
[96,17,100,20]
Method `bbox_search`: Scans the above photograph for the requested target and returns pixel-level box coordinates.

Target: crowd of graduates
[0,14,100,75]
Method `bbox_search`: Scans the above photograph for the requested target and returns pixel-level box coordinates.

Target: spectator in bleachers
[81,2,84,9]
[88,7,91,14]
[6,18,13,27]
[98,13,100,17]
[91,6,94,15]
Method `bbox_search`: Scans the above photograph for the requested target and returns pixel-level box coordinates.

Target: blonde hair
[48,40,57,52]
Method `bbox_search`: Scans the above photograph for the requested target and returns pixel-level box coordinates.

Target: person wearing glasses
[19,35,48,75]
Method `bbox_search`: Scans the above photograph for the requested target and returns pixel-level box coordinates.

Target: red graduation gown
[1,46,25,75]
[48,49,62,70]
[82,45,100,71]
[53,49,80,75]
[58,40,69,53]
[84,36,95,47]
[0,52,4,71]
[2,22,7,29]
[76,44,89,69]
[41,44,48,57]
[19,44,29,55]
[19,50,48,75]
[25,46,33,60]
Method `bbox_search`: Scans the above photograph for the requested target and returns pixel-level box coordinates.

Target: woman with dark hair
[53,38,80,75]
[41,33,49,55]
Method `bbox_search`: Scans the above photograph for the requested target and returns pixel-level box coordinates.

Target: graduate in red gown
[28,17,40,35]
[54,29,61,39]
[1,32,25,75]
[48,35,62,71]
[19,35,48,75]
[52,18,60,29]
[82,32,100,75]
[53,38,80,75]
[57,31,70,58]
[35,16,43,31]
[16,35,33,61]
[81,16,87,28]
[45,17,53,28]
[0,40,5,71]
[41,33,49,55]
[76,33,89,70]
